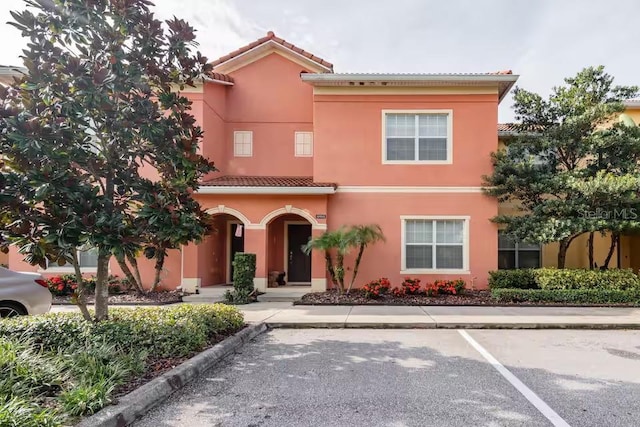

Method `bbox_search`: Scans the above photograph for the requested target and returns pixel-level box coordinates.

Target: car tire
[0,302,27,318]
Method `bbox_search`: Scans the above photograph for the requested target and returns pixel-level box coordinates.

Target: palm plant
[345,225,386,293]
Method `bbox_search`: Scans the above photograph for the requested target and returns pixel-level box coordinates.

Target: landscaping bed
[296,289,640,306]
[0,304,244,426]
[52,290,183,305]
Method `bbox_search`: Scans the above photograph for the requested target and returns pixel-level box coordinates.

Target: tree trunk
[602,233,619,269]
[71,252,92,322]
[588,232,595,269]
[335,253,345,294]
[347,244,366,294]
[126,253,144,293]
[93,251,111,321]
[115,253,143,293]
[151,250,165,291]
[324,251,338,289]
[557,234,579,268]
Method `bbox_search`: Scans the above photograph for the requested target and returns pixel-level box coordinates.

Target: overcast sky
[0,0,638,121]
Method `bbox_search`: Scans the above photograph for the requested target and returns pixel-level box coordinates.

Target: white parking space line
[458,330,571,427]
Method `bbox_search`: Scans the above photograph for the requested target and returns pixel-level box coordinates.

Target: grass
[0,304,244,426]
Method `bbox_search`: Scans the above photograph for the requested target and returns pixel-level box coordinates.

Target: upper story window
[294,132,313,157]
[383,110,453,164]
[234,131,253,157]
[401,216,469,273]
[498,231,541,269]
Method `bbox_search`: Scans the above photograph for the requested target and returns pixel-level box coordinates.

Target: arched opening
[266,213,312,287]
[204,212,248,285]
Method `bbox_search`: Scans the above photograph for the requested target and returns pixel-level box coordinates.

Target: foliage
[45,274,128,296]
[0,304,243,425]
[304,224,385,294]
[483,66,640,268]
[400,278,423,295]
[491,288,640,304]
[534,268,640,291]
[224,253,256,304]
[362,278,391,299]
[488,268,640,291]
[0,0,214,321]
[488,270,539,290]
[426,279,466,296]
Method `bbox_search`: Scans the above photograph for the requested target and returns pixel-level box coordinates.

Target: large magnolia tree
[0,0,215,321]
[484,66,640,268]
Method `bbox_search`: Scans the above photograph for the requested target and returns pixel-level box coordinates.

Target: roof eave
[196,186,336,195]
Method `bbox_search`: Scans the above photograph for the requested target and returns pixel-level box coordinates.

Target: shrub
[225,253,257,304]
[426,279,466,296]
[488,270,538,289]
[401,278,423,295]
[0,396,61,427]
[45,274,129,296]
[534,268,640,291]
[362,278,391,299]
[492,288,640,304]
[45,275,79,296]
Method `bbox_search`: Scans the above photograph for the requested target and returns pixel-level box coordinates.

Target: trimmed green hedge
[0,304,244,426]
[492,288,640,304]
[488,268,640,291]
[488,270,538,289]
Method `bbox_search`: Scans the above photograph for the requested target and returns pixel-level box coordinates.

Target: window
[294,132,313,157]
[383,111,452,163]
[498,231,541,269]
[46,247,99,271]
[233,131,253,157]
[401,217,468,272]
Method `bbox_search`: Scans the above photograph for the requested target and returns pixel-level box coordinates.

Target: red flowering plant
[401,278,423,295]
[46,275,79,296]
[426,279,467,296]
[362,278,391,299]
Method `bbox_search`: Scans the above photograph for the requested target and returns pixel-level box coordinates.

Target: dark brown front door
[287,224,311,282]
[229,223,245,283]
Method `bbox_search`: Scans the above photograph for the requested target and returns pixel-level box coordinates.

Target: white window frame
[382,110,453,165]
[400,215,470,274]
[40,247,100,273]
[294,131,313,157]
[233,131,253,157]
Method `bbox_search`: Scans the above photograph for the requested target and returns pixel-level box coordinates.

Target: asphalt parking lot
[134,329,640,427]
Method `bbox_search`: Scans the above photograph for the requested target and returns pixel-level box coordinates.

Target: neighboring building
[7,33,520,291]
[497,98,640,271]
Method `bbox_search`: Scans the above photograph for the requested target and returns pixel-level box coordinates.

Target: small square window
[295,132,313,157]
[234,131,253,157]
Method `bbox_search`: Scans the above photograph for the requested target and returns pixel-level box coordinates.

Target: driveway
[134,329,640,427]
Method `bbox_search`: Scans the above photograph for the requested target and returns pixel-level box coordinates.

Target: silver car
[0,267,52,317]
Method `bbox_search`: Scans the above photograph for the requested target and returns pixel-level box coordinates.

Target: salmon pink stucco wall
[219,53,315,177]
[327,192,498,289]
[312,93,498,186]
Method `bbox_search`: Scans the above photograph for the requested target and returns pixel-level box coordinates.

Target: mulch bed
[113,327,246,398]
[52,290,183,305]
[295,289,640,307]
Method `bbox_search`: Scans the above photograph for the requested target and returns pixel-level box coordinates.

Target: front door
[287,224,312,283]
[229,223,245,283]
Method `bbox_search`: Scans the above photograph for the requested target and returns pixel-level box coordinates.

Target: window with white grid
[233,131,253,157]
[294,132,313,157]
[498,231,541,269]
[383,111,452,163]
[401,217,468,271]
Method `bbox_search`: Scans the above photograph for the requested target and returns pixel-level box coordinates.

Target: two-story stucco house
[7,33,519,292]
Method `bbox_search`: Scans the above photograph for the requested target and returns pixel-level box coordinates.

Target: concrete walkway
[241,303,640,328]
[50,302,640,328]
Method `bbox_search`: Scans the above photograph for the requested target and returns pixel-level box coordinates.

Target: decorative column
[180,242,200,293]
[244,226,268,292]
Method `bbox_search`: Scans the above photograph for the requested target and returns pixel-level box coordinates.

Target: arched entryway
[266,213,313,286]
[203,207,250,286]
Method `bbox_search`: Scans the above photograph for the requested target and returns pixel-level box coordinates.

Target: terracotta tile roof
[210,31,333,71]
[498,123,520,132]
[201,175,337,188]
[206,71,234,83]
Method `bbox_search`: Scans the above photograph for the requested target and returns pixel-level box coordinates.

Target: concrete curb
[265,321,640,330]
[77,322,268,427]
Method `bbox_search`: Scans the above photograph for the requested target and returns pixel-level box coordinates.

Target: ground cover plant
[0,304,244,426]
